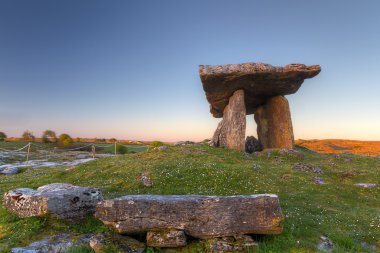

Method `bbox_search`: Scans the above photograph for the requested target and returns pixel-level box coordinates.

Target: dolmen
[199,62,321,151]
[3,183,102,221]
[95,194,283,248]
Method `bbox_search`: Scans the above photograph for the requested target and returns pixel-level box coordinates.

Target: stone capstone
[199,62,321,117]
[95,194,283,239]
[89,233,145,253]
[211,89,246,151]
[3,183,103,221]
[146,230,187,248]
[254,96,294,149]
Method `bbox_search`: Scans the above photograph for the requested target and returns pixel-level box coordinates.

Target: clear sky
[1,0,380,141]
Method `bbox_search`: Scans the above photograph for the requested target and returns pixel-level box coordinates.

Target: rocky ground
[0,143,379,252]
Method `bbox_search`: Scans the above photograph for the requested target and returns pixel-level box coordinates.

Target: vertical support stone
[211,89,246,151]
[254,96,294,149]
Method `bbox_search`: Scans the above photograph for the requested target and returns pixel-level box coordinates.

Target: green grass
[0,144,379,252]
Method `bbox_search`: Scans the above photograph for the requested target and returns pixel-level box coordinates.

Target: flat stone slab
[95,194,283,239]
[199,62,321,117]
[3,183,103,221]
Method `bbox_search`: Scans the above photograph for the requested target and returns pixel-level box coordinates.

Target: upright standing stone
[211,89,246,151]
[254,96,294,149]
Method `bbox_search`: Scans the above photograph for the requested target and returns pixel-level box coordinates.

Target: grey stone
[313,177,326,185]
[245,136,262,153]
[158,145,168,151]
[138,173,153,187]
[293,163,323,174]
[0,166,19,175]
[354,183,377,188]
[317,235,333,253]
[11,233,91,253]
[95,194,283,239]
[3,183,103,221]
[204,235,258,252]
[89,233,145,253]
[146,230,187,248]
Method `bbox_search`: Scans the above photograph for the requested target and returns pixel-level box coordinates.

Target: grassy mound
[0,144,379,252]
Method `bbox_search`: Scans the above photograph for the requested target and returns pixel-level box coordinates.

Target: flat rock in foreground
[95,194,283,239]
[3,183,102,221]
[199,62,321,117]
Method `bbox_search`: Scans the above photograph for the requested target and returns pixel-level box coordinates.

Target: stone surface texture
[89,233,145,253]
[146,230,187,248]
[211,89,246,151]
[199,62,321,117]
[95,194,283,239]
[254,96,294,149]
[205,235,258,253]
[245,136,262,153]
[11,233,92,253]
[3,183,102,221]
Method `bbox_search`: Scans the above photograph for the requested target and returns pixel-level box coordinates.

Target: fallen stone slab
[11,233,92,253]
[147,230,187,248]
[95,194,283,239]
[89,233,145,253]
[3,183,102,221]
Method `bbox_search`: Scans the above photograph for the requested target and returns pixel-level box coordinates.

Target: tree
[0,132,7,141]
[22,130,35,141]
[59,134,73,147]
[150,141,164,147]
[109,138,117,143]
[42,130,57,143]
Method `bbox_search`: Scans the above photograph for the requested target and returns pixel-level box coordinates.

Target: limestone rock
[254,96,294,149]
[95,194,283,239]
[11,233,91,253]
[211,89,246,151]
[354,183,377,188]
[317,235,334,253]
[138,172,153,187]
[293,163,323,174]
[199,62,321,117]
[245,136,262,153]
[205,235,257,253]
[0,166,19,175]
[89,233,145,253]
[146,230,187,248]
[3,183,102,221]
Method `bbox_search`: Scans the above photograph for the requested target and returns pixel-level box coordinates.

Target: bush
[59,134,73,147]
[150,141,164,147]
[22,130,35,141]
[41,130,57,143]
[116,144,128,154]
[0,132,6,141]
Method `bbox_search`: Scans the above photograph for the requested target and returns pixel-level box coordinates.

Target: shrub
[41,130,57,143]
[22,130,35,141]
[59,134,73,147]
[116,144,128,154]
[150,141,164,147]
[0,132,6,141]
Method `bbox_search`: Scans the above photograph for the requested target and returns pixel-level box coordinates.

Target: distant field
[296,139,380,156]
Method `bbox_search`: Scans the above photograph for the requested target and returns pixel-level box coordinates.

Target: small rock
[174,141,195,146]
[252,164,261,170]
[89,233,145,253]
[147,230,187,248]
[138,173,153,187]
[317,235,333,253]
[293,163,323,174]
[245,136,262,153]
[0,166,19,175]
[3,183,102,221]
[158,145,168,151]
[205,235,257,252]
[313,177,326,185]
[11,233,92,253]
[279,148,305,159]
[354,183,377,188]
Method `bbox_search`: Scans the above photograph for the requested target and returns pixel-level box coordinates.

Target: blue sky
[1,0,380,141]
